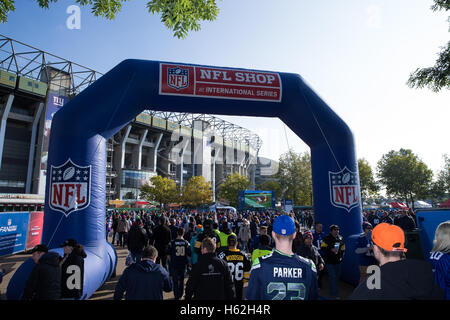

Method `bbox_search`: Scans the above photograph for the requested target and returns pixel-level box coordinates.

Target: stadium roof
[0,34,262,151]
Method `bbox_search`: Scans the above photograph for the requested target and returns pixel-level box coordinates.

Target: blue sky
[1,0,449,176]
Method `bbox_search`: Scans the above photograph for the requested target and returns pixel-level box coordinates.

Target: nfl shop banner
[49,159,91,216]
[0,212,30,257]
[160,64,282,102]
[329,166,360,212]
[26,211,44,251]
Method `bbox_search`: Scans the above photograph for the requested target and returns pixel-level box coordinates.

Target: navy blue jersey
[428,251,450,300]
[246,249,318,300]
[167,239,191,269]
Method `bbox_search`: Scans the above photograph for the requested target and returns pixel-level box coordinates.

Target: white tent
[414,200,432,208]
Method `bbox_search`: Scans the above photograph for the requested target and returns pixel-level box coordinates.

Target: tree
[275,150,313,206]
[358,158,380,202]
[181,175,213,207]
[407,0,450,92]
[140,175,179,208]
[428,154,450,204]
[0,0,220,39]
[377,149,433,209]
[256,179,283,202]
[217,172,250,208]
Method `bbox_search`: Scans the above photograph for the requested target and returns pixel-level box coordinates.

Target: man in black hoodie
[114,245,172,300]
[185,237,235,300]
[22,244,61,300]
[350,223,445,300]
[60,238,87,300]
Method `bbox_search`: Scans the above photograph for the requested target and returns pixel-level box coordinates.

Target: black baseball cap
[28,244,48,254]
[60,238,78,247]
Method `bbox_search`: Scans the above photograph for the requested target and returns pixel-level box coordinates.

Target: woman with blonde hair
[428,221,450,300]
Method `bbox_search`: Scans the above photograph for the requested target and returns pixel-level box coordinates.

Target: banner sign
[0,212,30,257]
[160,64,282,102]
[26,211,44,251]
[39,92,70,195]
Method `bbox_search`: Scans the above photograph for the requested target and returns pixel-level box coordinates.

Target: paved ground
[0,236,356,300]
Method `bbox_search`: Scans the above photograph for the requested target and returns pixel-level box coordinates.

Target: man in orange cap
[350,223,444,300]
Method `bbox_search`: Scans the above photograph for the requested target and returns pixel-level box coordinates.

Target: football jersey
[246,249,318,300]
[167,238,190,269]
[218,248,251,300]
[217,249,251,285]
[428,251,450,300]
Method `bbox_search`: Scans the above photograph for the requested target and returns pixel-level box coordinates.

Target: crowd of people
[4,206,447,300]
[104,206,448,301]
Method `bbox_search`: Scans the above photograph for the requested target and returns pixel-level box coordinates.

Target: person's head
[227,235,238,249]
[371,223,407,265]
[60,238,78,255]
[330,225,340,237]
[432,221,450,254]
[260,226,268,235]
[362,222,373,235]
[188,222,194,231]
[201,237,216,254]
[177,227,185,238]
[159,216,167,225]
[29,244,48,264]
[272,215,296,246]
[203,219,213,230]
[315,222,323,233]
[142,245,158,262]
[303,231,313,246]
[213,222,219,230]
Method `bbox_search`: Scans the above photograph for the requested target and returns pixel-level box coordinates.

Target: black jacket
[321,234,345,265]
[22,252,62,300]
[296,244,325,268]
[114,259,172,300]
[395,215,416,231]
[185,252,235,300]
[349,259,445,300]
[127,224,148,253]
[153,224,172,254]
[61,247,87,299]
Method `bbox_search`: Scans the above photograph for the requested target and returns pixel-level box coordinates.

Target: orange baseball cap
[371,223,407,252]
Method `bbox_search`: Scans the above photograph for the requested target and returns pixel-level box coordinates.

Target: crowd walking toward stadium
[1,206,448,300]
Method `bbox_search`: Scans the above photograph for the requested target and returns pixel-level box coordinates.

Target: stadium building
[0,34,267,206]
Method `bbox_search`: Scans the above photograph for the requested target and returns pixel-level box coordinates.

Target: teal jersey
[246,249,318,300]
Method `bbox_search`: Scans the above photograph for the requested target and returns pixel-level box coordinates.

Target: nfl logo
[329,166,360,212]
[168,67,189,90]
[49,159,91,217]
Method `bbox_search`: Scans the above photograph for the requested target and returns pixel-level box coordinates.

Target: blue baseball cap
[273,215,295,236]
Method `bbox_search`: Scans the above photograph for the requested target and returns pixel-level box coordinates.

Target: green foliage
[181,175,212,207]
[408,1,450,92]
[147,0,220,39]
[429,154,450,203]
[358,158,380,201]
[217,172,251,208]
[407,42,450,92]
[275,150,313,206]
[0,0,220,38]
[256,179,282,202]
[377,149,433,206]
[0,0,15,23]
[140,175,179,208]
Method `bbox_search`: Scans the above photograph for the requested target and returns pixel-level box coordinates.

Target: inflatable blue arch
[7,60,363,299]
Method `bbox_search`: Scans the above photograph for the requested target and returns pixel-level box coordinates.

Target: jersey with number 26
[245,249,318,300]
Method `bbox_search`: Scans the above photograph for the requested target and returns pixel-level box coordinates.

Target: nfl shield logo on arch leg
[49,159,91,217]
[329,166,360,212]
